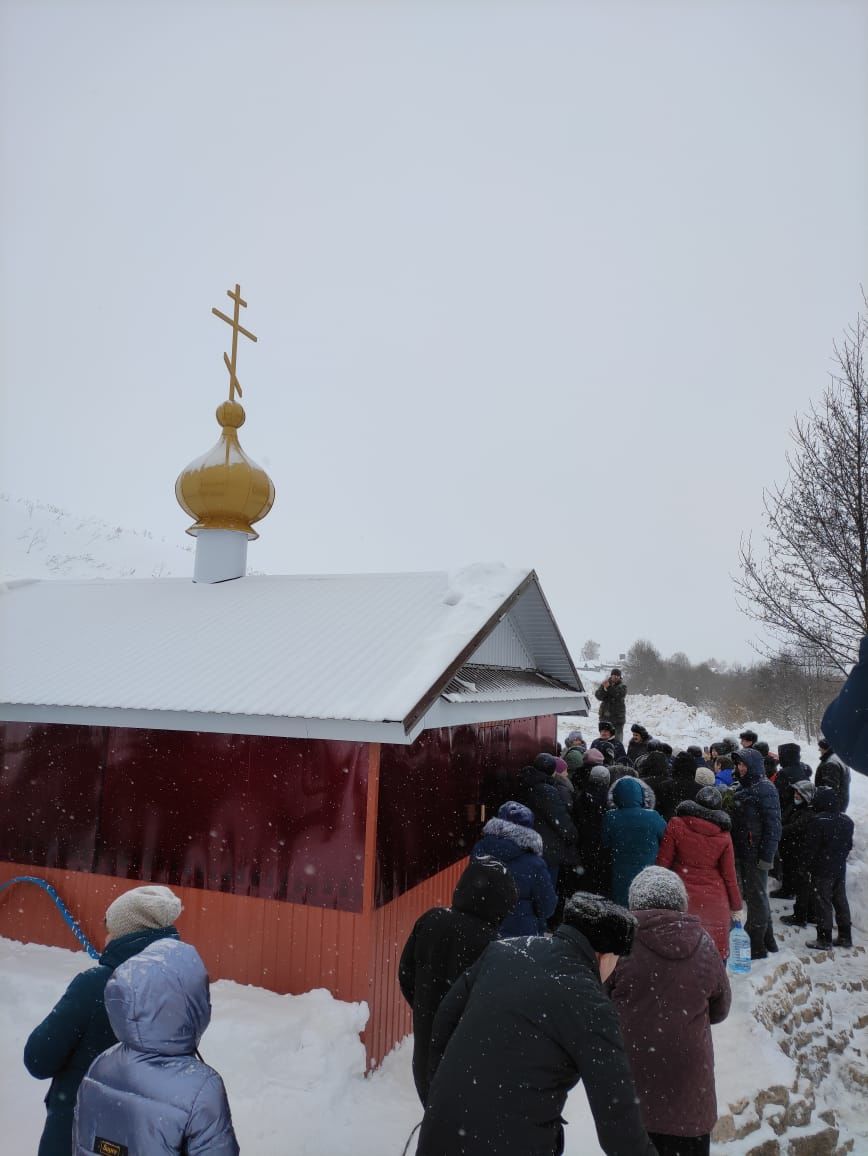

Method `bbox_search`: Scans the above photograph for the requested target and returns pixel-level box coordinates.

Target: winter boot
[770,889,795,900]
[780,913,807,928]
[749,932,767,960]
[805,931,833,951]
[764,927,779,953]
[834,927,853,948]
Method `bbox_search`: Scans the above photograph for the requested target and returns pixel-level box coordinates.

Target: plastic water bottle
[728,920,751,974]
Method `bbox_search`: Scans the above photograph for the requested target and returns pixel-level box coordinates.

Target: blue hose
[0,875,100,959]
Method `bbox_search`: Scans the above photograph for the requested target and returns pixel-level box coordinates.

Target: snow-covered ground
[3,697,866,1155]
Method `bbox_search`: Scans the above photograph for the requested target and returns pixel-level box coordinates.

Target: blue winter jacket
[601,778,667,906]
[731,750,782,866]
[822,634,868,776]
[471,816,557,935]
[24,925,179,1156]
[73,938,239,1156]
[803,787,855,879]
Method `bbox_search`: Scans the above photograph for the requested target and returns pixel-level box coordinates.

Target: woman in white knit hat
[24,885,182,1156]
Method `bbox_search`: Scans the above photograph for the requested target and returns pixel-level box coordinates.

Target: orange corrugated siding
[365,858,468,1067]
[0,856,468,1067]
[0,864,370,1003]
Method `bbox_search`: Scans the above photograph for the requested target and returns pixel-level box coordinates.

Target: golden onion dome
[175,399,275,540]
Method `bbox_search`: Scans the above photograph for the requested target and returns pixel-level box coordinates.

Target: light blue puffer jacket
[73,938,239,1156]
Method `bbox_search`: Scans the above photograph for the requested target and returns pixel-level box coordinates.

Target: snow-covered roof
[0,563,588,743]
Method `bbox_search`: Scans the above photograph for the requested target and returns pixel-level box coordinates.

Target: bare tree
[737,300,868,673]
[581,638,601,663]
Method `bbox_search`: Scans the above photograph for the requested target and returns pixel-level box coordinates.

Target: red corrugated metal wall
[0,713,559,1066]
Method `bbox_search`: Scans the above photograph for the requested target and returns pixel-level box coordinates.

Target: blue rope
[0,875,100,959]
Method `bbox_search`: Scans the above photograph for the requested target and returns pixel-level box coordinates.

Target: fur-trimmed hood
[480,817,544,856]
[675,798,732,831]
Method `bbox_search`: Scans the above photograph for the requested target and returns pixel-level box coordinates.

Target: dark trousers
[648,1133,710,1156]
[736,859,771,941]
[812,870,851,935]
[792,867,813,924]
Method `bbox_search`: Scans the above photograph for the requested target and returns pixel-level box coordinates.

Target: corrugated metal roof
[0,565,583,730]
[442,665,578,703]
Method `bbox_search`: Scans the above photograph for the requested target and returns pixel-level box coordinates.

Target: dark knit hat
[534,752,557,773]
[739,729,758,744]
[610,668,622,677]
[565,748,585,772]
[696,785,723,810]
[452,856,518,925]
[818,737,831,750]
[562,892,637,955]
[497,800,535,827]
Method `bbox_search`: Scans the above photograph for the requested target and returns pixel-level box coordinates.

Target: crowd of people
[398,668,860,1155]
[20,652,864,1156]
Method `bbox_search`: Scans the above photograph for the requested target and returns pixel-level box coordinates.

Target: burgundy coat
[656,801,742,957]
[606,909,731,1137]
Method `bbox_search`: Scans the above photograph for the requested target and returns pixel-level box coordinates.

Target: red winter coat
[656,801,742,958]
[606,909,731,1137]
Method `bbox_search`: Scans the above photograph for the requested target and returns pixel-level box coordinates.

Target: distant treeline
[623,639,841,741]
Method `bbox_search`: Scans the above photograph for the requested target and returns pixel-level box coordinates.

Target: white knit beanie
[695,767,716,787]
[628,866,688,913]
[105,885,183,939]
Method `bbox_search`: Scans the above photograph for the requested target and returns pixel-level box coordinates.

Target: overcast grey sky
[1,0,866,665]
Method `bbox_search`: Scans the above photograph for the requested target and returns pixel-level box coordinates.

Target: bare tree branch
[735,296,868,672]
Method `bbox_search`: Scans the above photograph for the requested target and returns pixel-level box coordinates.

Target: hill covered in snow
[0,493,192,580]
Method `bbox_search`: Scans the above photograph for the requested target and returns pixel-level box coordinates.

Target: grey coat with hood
[73,938,239,1156]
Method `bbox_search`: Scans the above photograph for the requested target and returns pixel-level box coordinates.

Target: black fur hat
[562,892,637,955]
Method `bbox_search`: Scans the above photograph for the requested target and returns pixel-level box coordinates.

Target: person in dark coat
[594,670,628,742]
[670,749,701,808]
[72,938,238,1156]
[656,786,742,958]
[24,885,183,1156]
[607,867,731,1156]
[803,785,855,949]
[635,750,678,821]
[574,765,612,896]
[398,856,518,1104]
[591,723,628,766]
[626,724,652,766]
[815,738,851,813]
[730,748,782,959]
[517,756,579,887]
[779,780,817,928]
[821,634,868,775]
[417,893,657,1156]
[771,743,813,899]
[602,777,667,906]
[471,801,557,936]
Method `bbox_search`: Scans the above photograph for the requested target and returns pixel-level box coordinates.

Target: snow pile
[0,493,192,580]
[562,691,801,755]
[0,937,421,1156]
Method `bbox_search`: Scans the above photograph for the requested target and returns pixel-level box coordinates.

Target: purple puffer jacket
[73,938,239,1156]
[606,908,731,1137]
